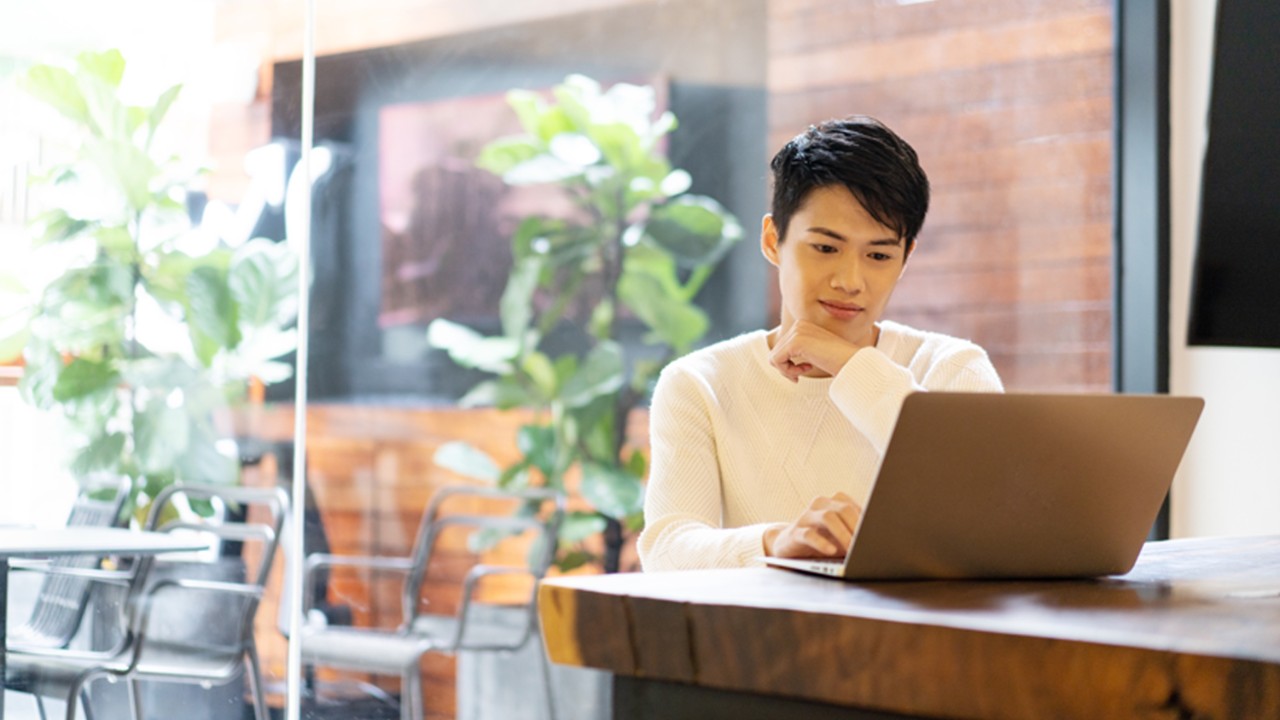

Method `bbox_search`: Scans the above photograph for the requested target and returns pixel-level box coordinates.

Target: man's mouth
[819,300,865,319]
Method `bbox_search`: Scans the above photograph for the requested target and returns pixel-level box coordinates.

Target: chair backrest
[129,483,290,673]
[17,476,130,649]
[402,486,564,642]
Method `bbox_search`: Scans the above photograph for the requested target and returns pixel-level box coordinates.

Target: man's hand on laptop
[763,492,863,558]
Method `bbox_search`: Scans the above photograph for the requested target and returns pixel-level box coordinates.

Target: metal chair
[297,485,565,720]
[6,477,132,654]
[4,483,289,720]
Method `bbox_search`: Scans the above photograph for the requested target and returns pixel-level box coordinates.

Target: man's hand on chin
[768,320,867,382]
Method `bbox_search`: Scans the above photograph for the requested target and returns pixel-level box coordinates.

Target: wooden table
[0,527,212,719]
[540,535,1280,719]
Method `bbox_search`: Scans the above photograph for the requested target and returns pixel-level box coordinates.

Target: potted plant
[428,74,742,574]
[0,49,298,518]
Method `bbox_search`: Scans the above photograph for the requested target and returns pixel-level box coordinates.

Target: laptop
[764,392,1204,581]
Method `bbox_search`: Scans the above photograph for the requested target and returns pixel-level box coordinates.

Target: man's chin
[809,317,874,346]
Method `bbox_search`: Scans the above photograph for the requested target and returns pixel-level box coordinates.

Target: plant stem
[603,517,623,574]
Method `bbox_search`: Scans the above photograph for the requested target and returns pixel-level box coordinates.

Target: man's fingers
[800,527,839,556]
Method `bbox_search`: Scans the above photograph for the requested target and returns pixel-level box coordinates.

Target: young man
[637,116,1004,572]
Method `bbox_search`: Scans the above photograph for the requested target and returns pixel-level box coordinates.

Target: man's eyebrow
[807,226,902,246]
[808,226,848,242]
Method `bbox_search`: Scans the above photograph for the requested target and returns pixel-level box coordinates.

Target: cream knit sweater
[637,320,1004,572]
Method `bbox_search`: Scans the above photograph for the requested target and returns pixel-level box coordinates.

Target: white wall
[1169,0,1280,537]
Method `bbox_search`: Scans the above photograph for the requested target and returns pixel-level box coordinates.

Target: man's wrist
[762,526,781,556]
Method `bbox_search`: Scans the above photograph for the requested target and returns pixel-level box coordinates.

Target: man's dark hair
[769,115,930,252]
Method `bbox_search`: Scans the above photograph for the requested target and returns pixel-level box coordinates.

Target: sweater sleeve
[637,364,784,572]
[829,342,1004,454]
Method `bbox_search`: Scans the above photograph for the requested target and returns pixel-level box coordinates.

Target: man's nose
[831,259,864,293]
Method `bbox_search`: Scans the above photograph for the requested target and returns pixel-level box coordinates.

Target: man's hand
[764,493,863,559]
[768,320,865,382]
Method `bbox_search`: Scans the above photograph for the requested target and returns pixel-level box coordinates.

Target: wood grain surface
[541,535,1280,720]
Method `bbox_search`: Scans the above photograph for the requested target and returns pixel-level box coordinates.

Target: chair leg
[128,678,143,720]
[400,667,423,720]
[536,642,558,720]
[80,687,96,720]
[34,694,49,720]
[245,646,269,720]
[65,672,96,720]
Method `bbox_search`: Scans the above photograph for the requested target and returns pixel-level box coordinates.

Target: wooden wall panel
[768,0,1114,392]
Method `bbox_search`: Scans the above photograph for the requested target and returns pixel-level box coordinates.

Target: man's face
[761,185,909,348]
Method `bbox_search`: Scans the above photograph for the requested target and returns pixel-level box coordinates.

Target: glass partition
[0,1,302,717]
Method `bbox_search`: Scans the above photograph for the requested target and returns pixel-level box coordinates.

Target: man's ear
[761,214,782,267]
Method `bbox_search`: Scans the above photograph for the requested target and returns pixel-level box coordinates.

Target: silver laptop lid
[841,392,1204,580]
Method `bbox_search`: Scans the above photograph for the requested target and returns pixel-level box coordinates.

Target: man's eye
[812,243,838,254]
[869,252,894,261]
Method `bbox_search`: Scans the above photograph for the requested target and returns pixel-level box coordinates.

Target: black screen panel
[1188,0,1280,348]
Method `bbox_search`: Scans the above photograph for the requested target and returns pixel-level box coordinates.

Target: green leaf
[230,238,298,330]
[507,90,574,143]
[586,122,644,171]
[134,401,190,475]
[549,133,602,167]
[517,424,557,480]
[459,378,535,410]
[70,431,127,476]
[659,169,692,197]
[146,251,200,306]
[148,84,183,144]
[31,209,91,245]
[559,511,607,543]
[497,464,531,491]
[521,351,557,398]
[581,462,644,520]
[651,110,678,142]
[500,257,541,340]
[76,49,126,88]
[626,448,648,479]
[476,135,543,177]
[507,90,546,137]
[17,345,59,410]
[84,138,159,210]
[434,441,500,483]
[126,106,149,136]
[588,298,614,340]
[561,341,624,408]
[176,424,237,485]
[553,354,578,387]
[581,402,616,462]
[555,549,595,573]
[503,154,584,185]
[21,65,90,126]
[625,511,645,533]
[427,318,518,374]
[643,195,743,268]
[186,266,241,362]
[52,357,119,402]
[95,226,135,257]
[618,270,708,352]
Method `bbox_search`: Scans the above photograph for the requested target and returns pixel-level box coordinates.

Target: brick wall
[767,0,1115,391]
